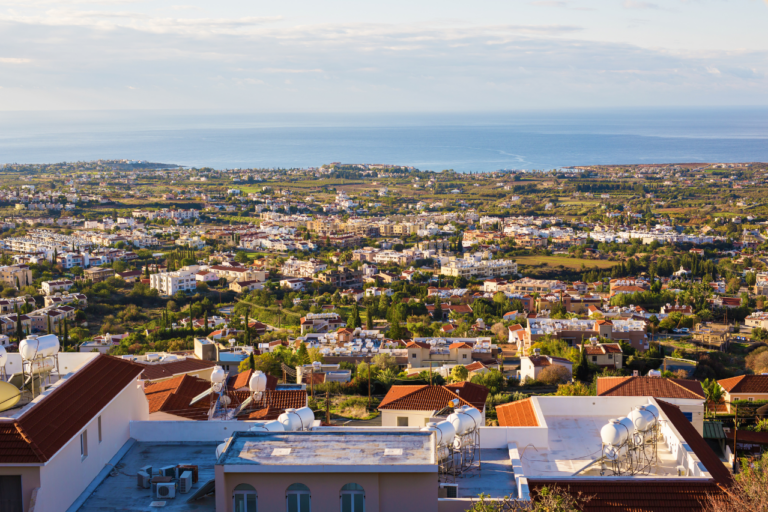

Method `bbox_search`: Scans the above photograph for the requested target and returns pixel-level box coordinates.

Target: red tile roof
[718,375,768,394]
[597,376,704,399]
[406,341,431,349]
[0,355,143,463]
[444,381,490,409]
[464,361,486,372]
[528,481,724,512]
[725,429,768,445]
[496,398,538,427]
[449,342,473,349]
[656,399,732,486]
[137,358,216,381]
[378,384,487,412]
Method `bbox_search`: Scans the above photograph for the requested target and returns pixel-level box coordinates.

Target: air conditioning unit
[438,483,458,498]
[139,465,152,477]
[137,470,150,489]
[178,471,192,494]
[159,465,176,477]
[156,483,176,499]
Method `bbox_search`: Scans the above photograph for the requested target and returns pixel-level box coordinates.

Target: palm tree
[703,378,724,418]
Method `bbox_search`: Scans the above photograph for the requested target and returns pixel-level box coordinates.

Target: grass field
[513,255,618,269]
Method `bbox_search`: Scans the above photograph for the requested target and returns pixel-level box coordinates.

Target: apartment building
[316,266,363,289]
[576,341,624,369]
[440,255,517,279]
[506,277,566,294]
[41,279,74,296]
[0,264,33,289]
[523,318,648,353]
[149,270,197,296]
[281,257,327,278]
[208,265,266,283]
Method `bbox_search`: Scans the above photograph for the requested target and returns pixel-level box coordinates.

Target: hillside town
[2,161,768,511]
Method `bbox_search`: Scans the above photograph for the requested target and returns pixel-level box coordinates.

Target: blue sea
[1,108,766,172]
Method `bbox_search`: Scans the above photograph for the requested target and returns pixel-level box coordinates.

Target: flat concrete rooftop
[221,431,436,470]
[521,415,681,478]
[78,442,218,512]
[454,448,516,499]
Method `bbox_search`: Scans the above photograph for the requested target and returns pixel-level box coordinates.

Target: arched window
[340,483,365,512]
[233,483,257,512]
[286,483,310,512]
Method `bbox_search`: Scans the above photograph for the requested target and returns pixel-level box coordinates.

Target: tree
[347,304,362,329]
[704,451,768,512]
[538,365,572,385]
[468,485,591,511]
[554,381,593,396]
[574,345,590,382]
[371,353,398,372]
[235,251,249,264]
[296,342,310,365]
[450,365,469,382]
[365,309,374,330]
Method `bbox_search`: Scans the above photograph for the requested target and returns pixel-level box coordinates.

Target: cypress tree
[47,314,52,333]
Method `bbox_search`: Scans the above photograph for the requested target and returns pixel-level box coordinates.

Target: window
[397,417,408,427]
[98,416,102,443]
[80,430,88,461]
[233,484,257,512]
[592,356,597,362]
[286,483,310,512]
[607,354,613,359]
[462,354,467,359]
[340,483,365,512]
[411,353,417,359]
[0,475,23,512]
[749,397,754,402]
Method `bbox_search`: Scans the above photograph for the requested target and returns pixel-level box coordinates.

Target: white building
[149,270,197,296]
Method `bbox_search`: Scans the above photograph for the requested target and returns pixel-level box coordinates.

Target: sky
[0,0,767,112]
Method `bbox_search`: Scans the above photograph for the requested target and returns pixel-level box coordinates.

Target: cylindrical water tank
[216,442,228,459]
[447,409,473,435]
[460,406,483,431]
[629,406,654,431]
[435,420,456,445]
[162,354,178,362]
[0,345,7,367]
[19,334,59,360]
[210,366,226,384]
[146,353,160,361]
[647,369,662,377]
[601,419,629,446]
[25,357,55,375]
[644,403,660,425]
[294,407,314,429]
[617,416,634,436]
[249,420,285,432]
[249,371,267,393]
[278,408,302,431]
[603,444,627,461]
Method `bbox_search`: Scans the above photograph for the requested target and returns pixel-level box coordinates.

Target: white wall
[130,420,257,442]
[381,410,433,427]
[36,380,149,512]
[2,352,98,376]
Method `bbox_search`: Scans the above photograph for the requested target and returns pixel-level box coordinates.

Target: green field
[514,255,618,269]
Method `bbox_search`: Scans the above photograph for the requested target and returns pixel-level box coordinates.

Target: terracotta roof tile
[597,376,704,399]
[718,375,768,394]
[464,361,486,372]
[449,342,473,349]
[725,429,768,445]
[137,358,216,381]
[496,398,538,427]
[444,381,490,409]
[378,384,486,411]
[528,481,724,512]
[0,355,143,463]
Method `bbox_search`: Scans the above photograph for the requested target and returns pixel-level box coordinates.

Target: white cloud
[623,0,660,10]
[0,57,31,63]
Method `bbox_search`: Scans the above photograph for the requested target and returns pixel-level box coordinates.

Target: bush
[538,365,572,385]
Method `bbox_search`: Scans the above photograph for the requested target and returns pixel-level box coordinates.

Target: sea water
[1,107,766,172]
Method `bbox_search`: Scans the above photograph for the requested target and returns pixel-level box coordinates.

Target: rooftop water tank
[294,406,315,429]
[460,405,483,431]
[249,420,285,432]
[19,334,59,360]
[0,345,7,368]
[278,408,302,431]
[249,371,267,394]
[601,419,629,446]
[210,366,226,384]
[629,406,655,431]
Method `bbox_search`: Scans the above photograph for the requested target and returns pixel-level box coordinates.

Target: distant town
[1,159,767,512]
